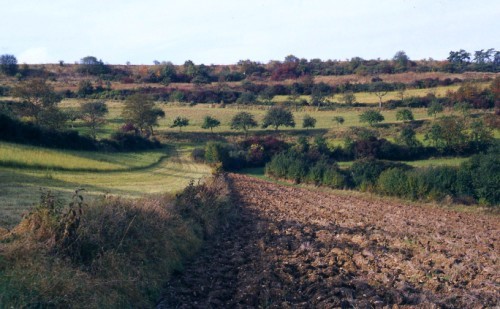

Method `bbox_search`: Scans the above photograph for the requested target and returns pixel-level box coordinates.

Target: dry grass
[0,175,231,307]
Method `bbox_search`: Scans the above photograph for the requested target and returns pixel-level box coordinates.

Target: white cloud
[18,47,51,64]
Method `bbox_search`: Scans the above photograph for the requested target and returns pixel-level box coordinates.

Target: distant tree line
[1,49,498,83]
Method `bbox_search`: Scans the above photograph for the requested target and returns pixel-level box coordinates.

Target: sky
[1,0,499,65]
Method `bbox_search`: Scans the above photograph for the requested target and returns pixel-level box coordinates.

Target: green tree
[427,101,444,118]
[122,94,165,136]
[397,126,420,148]
[259,86,275,104]
[454,102,472,120]
[302,114,316,129]
[77,80,94,97]
[201,115,220,133]
[359,110,384,126]
[332,116,345,126]
[393,50,410,72]
[80,101,108,140]
[396,83,407,101]
[77,56,109,75]
[171,116,189,132]
[230,111,258,135]
[38,107,67,130]
[339,91,356,105]
[424,116,468,153]
[12,78,61,123]
[396,108,414,122]
[311,83,330,109]
[0,54,18,76]
[469,119,493,151]
[370,82,388,108]
[262,106,295,131]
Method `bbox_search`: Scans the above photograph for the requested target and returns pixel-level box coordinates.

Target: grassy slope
[0,143,210,228]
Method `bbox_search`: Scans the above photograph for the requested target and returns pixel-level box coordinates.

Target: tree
[396,83,407,101]
[230,112,258,135]
[201,115,220,133]
[397,126,420,148]
[469,119,493,151]
[259,86,275,104]
[359,110,384,126]
[333,116,345,126]
[339,91,356,105]
[12,78,61,123]
[122,94,165,136]
[262,106,295,131]
[393,51,410,72]
[454,102,472,120]
[310,82,330,109]
[427,101,444,118]
[80,101,108,140]
[77,56,109,75]
[396,108,414,122]
[424,116,468,153]
[0,54,18,76]
[302,114,316,129]
[77,80,94,97]
[370,82,388,108]
[171,116,189,132]
[37,107,67,130]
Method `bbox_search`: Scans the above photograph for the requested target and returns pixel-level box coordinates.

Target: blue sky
[1,0,499,64]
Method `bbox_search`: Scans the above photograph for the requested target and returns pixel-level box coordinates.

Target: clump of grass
[0,175,232,307]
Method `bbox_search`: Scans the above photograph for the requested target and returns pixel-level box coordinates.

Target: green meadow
[0,142,210,228]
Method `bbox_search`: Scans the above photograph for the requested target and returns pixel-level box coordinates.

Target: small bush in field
[377,168,409,197]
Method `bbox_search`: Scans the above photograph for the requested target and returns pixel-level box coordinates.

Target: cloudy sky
[1,0,498,65]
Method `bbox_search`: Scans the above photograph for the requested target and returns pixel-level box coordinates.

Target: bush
[350,159,411,189]
[458,152,499,205]
[204,142,228,165]
[322,167,348,189]
[377,168,409,197]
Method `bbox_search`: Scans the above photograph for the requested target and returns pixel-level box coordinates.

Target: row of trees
[2,48,498,82]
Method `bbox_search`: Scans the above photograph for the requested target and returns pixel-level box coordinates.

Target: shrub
[204,142,228,165]
[377,168,409,197]
[322,167,348,189]
[191,147,205,163]
[350,159,411,189]
[459,152,500,205]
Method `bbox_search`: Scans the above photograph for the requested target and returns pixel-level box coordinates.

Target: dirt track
[157,174,499,308]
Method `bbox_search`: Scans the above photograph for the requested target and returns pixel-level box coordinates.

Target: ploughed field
[158,174,499,308]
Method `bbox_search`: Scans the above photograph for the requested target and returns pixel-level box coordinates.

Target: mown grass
[0,144,210,228]
[0,141,166,171]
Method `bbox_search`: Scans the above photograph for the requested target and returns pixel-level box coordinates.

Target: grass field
[274,82,491,105]
[58,99,453,137]
[0,143,210,228]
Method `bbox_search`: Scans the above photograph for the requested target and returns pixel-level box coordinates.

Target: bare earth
[157,174,499,308]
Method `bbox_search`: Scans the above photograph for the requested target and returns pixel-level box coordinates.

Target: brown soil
[157,174,499,308]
